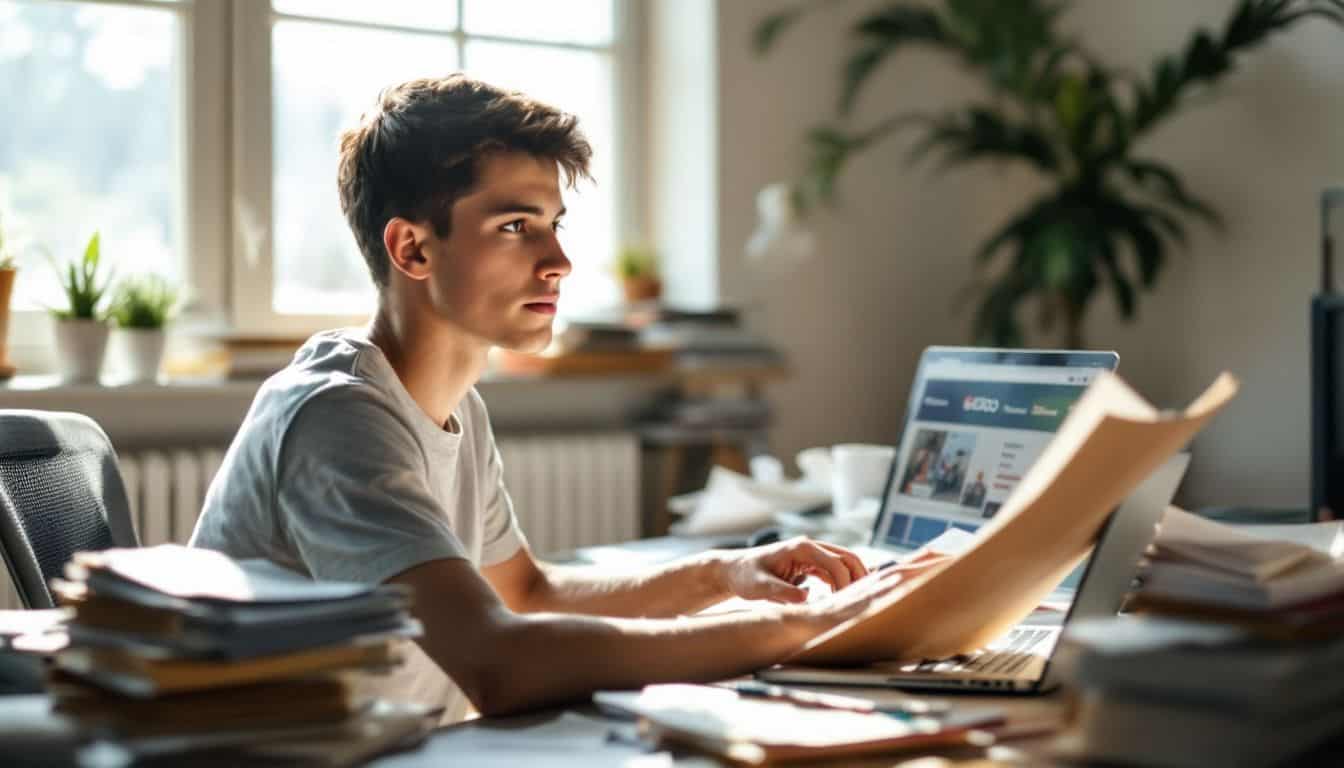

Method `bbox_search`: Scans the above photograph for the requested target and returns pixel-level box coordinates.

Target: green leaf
[842,5,949,113]
[1097,237,1136,319]
[82,231,100,275]
[1124,159,1224,228]
[753,7,806,55]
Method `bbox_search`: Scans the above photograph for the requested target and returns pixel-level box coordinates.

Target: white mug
[830,443,896,517]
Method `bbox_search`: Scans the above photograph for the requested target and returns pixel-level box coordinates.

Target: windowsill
[0,371,685,448]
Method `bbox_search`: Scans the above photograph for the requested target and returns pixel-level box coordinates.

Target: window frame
[226,0,641,336]
[5,0,215,371]
[6,0,643,370]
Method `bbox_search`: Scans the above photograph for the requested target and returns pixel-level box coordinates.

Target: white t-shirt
[189,329,526,723]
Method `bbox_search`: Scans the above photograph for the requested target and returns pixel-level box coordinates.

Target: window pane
[0,0,181,311]
[272,0,456,31]
[464,0,613,46]
[465,41,618,313]
[271,21,456,315]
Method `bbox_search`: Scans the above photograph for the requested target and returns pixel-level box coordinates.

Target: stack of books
[44,545,431,763]
[1054,509,1344,767]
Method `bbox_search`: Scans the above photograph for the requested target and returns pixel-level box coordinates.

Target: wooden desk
[368,690,1066,767]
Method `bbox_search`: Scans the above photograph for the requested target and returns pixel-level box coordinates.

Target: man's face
[420,151,572,353]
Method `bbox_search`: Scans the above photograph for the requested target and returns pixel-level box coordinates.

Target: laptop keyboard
[911,627,1054,677]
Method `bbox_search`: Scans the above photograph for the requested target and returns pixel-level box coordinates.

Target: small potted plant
[615,244,661,303]
[0,211,17,379]
[52,232,113,383]
[108,274,178,384]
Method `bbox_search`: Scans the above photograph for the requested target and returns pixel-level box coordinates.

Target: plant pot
[622,276,662,303]
[54,318,110,383]
[115,327,166,384]
[0,268,15,379]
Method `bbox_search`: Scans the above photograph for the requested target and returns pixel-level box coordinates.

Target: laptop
[758,347,1187,693]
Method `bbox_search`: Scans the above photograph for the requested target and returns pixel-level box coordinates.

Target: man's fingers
[791,545,853,590]
[813,541,868,581]
[761,577,809,604]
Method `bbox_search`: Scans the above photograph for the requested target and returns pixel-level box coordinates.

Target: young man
[190,74,925,720]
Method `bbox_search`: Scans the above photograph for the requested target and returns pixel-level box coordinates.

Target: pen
[721,680,949,717]
[722,680,875,712]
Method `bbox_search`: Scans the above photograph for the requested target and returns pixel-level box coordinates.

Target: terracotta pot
[0,268,13,378]
[622,276,662,303]
[54,317,110,383]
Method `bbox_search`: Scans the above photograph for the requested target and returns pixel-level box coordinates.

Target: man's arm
[389,557,901,717]
[482,538,869,618]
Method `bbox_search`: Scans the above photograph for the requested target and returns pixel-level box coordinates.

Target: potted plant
[615,244,661,303]
[108,274,178,384]
[756,0,1344,347]
[52,232,113,383]
[0,212,16,379]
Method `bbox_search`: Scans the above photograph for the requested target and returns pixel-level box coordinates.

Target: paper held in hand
[792,371,1240,666]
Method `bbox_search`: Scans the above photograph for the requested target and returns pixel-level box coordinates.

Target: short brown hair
[337,74,593,288]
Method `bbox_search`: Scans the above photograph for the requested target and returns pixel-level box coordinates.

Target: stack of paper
[594,684,986,764]
[1131,509,1344,638]
[43,545,432,760]
[1055,615,1344,768]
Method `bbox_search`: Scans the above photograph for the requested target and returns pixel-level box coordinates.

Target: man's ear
[383,217,433,281]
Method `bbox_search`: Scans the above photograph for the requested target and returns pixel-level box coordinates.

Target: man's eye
[552,220,565,232]
[501,220,525,234]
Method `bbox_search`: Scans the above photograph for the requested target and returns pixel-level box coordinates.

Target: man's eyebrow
[483,201,567,218]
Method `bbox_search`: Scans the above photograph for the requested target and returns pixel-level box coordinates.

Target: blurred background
[0,0,1342,566]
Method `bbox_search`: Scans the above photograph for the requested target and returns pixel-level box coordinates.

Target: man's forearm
[464,605,813,716]
[522,552,733,617]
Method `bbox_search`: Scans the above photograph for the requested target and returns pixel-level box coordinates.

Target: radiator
[0,432,640,610]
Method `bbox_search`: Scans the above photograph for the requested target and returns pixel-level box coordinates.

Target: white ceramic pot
[54,318,110,383]
[116,327,166,384]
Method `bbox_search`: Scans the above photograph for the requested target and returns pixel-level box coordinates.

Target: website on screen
[879,363,1102,549]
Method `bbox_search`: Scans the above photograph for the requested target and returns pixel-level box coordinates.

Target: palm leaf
[906,107,1059,172]
[1096,236,1137,319]
[1123,159,1224,228]
[753,5,808,54]
[840,4,949,113]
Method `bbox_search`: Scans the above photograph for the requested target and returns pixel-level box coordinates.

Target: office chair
[0,410,139,609]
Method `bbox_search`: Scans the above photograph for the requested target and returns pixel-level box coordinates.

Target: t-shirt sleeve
[470,391,527,566]
[276,388,468,585]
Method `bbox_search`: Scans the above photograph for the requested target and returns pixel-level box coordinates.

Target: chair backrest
[0,410,139,608]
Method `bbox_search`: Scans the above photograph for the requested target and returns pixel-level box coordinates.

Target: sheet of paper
[789,371,1239,665]
[1154,508,1334,581]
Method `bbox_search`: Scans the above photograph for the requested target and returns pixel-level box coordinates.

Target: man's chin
[500,328,554,355]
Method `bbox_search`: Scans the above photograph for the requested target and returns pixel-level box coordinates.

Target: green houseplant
[757,0,1344,347]
[0,211,17,379]
[51,231,113,382]
[615,243,662,303]
[109,274,179,383]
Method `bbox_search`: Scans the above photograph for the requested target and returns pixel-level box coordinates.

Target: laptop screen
[873,348,1118,550]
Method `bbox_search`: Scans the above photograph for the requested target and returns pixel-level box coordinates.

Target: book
[594,684,981,764]
[1135,508,1344,611]
[54,637,402,697]
[1148,507,1340,581]
[787,371,1239,665]
[59,590,418,659]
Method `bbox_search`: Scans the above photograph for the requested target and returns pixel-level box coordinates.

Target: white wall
[712,0,1344,509]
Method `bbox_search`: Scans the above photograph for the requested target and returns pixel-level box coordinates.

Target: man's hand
[715,537,870,604]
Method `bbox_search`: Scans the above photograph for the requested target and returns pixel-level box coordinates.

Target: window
[2,0,635,370]
[0,0,184,311]
[235,0,627,333]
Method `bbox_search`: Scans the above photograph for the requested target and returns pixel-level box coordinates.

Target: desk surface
[368,687,1067,767]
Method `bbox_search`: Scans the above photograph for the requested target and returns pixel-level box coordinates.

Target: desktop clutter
[0,546,436,766]
[1055,508,1344,767]
[667,442,896,545]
